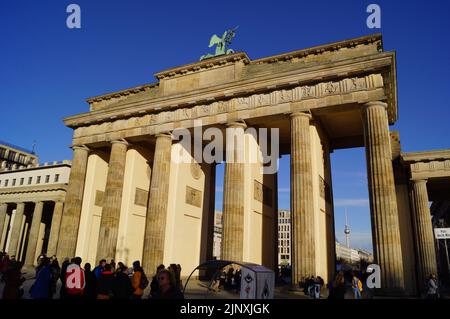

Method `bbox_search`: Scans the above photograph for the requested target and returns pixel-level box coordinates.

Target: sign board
[240,266,274,299]
[434,228,450,239]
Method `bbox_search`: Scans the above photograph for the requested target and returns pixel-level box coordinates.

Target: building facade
[0,160,71,266]
[0,33,444,296]
[0,141,38,171]
[278,210,291,266]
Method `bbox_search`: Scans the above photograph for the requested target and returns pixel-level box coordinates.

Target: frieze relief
[75,74,382,139]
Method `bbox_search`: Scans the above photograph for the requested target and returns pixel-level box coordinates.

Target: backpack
[140,271,149,289]
[65,264,85,295]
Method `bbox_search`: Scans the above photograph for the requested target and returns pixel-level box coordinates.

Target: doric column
[142,133,172,275]
[24,201,44,266]
[290,112,315,286]
[409,179,437,293]
[0,203,7,240]
[96,139,128,261]
[46,201,64,257]
[7,202,25,257]
[363,101,404,293]
[57,145,89,259]
[221,122,247,262]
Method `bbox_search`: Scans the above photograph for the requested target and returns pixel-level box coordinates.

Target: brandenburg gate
[52,33,434,295]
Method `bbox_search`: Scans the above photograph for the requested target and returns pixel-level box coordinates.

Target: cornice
[401,150,450,164]
[154,52,250,80]
[65,52,396,128]
[252,33,382,64]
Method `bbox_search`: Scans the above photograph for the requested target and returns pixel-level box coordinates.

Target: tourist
[30,256,52,299]
[331,271,345,299]
[2,260,25,299]
[83,263,97,299]
[426,274,439,299]
[94,259,107,279]
[65,257,85,299]
[113,263,133,299]
[352,272,363,299]
[59,257,70,299]
[150,264,165,298]
[131,260,147,299]
[49,258,61,299]
[96,263,115,299]
[152,269,184,299]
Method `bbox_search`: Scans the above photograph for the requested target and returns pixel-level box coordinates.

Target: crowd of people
[209,265,242,293]
[0,252,184,300]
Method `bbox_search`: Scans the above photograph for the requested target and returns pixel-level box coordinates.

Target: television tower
[344,208,350,248]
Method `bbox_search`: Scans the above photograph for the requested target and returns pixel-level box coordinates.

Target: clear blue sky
[1,0,450,252]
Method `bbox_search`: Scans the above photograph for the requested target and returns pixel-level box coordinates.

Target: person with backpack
[65,257,85,299]
[352,272,363,299]
[131,260,148,299]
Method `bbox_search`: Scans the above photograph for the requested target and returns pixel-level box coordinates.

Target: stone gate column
[363,101,404,293]
[24,201,44,266]
[96,139,128,262]
[47,201,64,257]
[0,203,7,240]
[221,122,246,262]
[57,145,89,259]
[409,179,437,293]
[142,133,172,275]
[7,202,25,257]
[290,112,315,286]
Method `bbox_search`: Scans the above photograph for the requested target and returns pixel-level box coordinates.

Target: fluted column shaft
[364,101,404,292]
[57,145,89,259]
[46,201,64,257]
[0,203,7,241]
[410,179,437,292]
[7,202,25,257]
[290,112,315,285]
[96,140,128,261]
[25,201,44,266]
[221,122,247,262]
[142,133,172,275]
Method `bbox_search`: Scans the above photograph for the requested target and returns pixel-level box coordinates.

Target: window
[0,147,6,158]
[54,174,60,183]
[4,179,8,187]
[12,179,16,186]
[28,177,32,184]
[36,176,41,184]
[45,175,50,183]
[20,178,24,185]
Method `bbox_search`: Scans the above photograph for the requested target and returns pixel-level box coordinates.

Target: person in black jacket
[83,263,97,299]
[59,257,70,299]
[113,264,133,299]
[149,264,165,298]
[96,264,115,299]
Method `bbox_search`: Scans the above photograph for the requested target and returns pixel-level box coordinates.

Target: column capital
[155,132,172,139]
[110,139,129,146]
[70,144,90,152]
[410,178,428,185]
[226,121,247,129]
[364,101,388,110]
[290,111,312,120]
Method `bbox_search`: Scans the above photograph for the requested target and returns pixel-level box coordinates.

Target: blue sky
[1,0,450,252]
